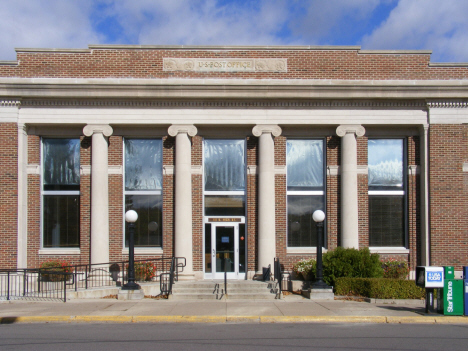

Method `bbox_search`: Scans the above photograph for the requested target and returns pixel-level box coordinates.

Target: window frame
[123,138,163,250]
[367,137,408,249]
[286,138,327,250]
[40,137,81,251]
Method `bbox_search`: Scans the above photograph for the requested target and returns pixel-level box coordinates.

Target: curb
[1,315,467,324]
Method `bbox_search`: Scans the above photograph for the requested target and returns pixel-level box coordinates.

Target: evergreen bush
[322,247,383,287]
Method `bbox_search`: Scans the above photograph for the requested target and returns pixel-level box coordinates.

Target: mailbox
[416,266,444,288]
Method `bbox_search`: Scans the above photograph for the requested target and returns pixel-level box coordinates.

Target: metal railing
[1,257,186,302]
[160,257,186,296]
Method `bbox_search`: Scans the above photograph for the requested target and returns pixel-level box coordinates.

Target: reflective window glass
[43,139,80,191]
[287,140,323,190]
[125,139,162,190]
[368,139,403,188]
[204,139,245,191]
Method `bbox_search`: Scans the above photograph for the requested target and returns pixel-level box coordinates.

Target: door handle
[212,249,215,256]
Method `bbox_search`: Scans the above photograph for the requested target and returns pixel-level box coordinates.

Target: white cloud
[1,0,467,63]
[362,0,468,62]
[0,0,101,60]
[103,0,291,46]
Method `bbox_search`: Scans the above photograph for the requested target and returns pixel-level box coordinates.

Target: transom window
[287,139,326,247]
[368,139,407,247]
[124,139,163,247]
[42,138,80,248]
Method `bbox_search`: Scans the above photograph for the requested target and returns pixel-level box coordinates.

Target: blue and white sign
[424,267,444,288]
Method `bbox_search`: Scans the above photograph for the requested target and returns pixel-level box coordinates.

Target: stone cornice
[83,124,113,137]
[168,124,198,137]
[0,100,21,107]
[427,100,468,108]
[20,99,427,109]
[1,79,468,100]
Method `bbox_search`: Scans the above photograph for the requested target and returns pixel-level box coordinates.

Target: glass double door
[204,222,245,279]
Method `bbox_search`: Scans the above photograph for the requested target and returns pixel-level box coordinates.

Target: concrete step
[170,280,277,300]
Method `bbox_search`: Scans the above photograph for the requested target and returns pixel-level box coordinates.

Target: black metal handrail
[1,256,186,302]
[160,257,186,296]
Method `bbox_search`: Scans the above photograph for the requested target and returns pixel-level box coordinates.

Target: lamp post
[312,210,329,289]
[122,210,140,290]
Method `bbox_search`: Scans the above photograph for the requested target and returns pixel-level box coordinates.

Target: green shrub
[335,277,425,299]
[40,260,73,282]
[322,247,383,287]
[381,259,409,279]
[292,259,316,280]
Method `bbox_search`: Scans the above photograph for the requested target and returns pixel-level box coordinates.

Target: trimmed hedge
[335,277,425,299]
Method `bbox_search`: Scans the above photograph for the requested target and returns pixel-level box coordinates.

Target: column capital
[252,124,282,137]
[83,124,113,137]
[168,124,198,137]
[336,125,365,137]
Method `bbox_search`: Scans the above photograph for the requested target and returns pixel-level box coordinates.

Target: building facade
[0,45,467,279]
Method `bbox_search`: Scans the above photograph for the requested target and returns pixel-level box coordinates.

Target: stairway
[169,280,279,300]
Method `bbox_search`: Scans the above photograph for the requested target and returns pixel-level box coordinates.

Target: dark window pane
[125,139,162,190]
[125,195,163,247]
[43,195,80,248]
[239,223,246,273]
[205,223,212,273]
[43,139,80,190]
[287,195,324,247]
[205,195,245,216]
[369,195,405,247]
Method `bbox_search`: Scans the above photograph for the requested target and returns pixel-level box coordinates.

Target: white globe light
[125,210,138,223]
[312,210,326,223]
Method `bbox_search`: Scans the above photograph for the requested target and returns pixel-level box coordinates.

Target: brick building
[0,45,467,279]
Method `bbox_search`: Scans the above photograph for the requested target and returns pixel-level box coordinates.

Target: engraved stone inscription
[163,58,287,72]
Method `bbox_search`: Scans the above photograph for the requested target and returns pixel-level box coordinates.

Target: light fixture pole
[312,210,329,289]
[122,209,140,290]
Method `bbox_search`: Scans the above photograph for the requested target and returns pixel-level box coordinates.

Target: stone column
[17,123,28,268]
[252,124,282,273]
[83,124,113,265]
[168,124,198,275]
[336,125,365,249]
[420,124,430,266]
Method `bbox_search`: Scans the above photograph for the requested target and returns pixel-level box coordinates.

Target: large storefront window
[368,139,406,247]
[42,138,80,248]
[124,139,163,247]
[287,139,325,247]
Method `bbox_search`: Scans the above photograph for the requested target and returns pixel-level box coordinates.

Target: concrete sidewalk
[1,295,466,324]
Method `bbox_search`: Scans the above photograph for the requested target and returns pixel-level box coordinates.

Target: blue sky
[1,0,467,62]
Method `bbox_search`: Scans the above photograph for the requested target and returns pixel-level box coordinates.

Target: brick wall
[429,125,468,269]
[108,135,123,262]
[246,136,258,273]
[191,135,203,272]
[0,123,18,268]
[1,48,468,80]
